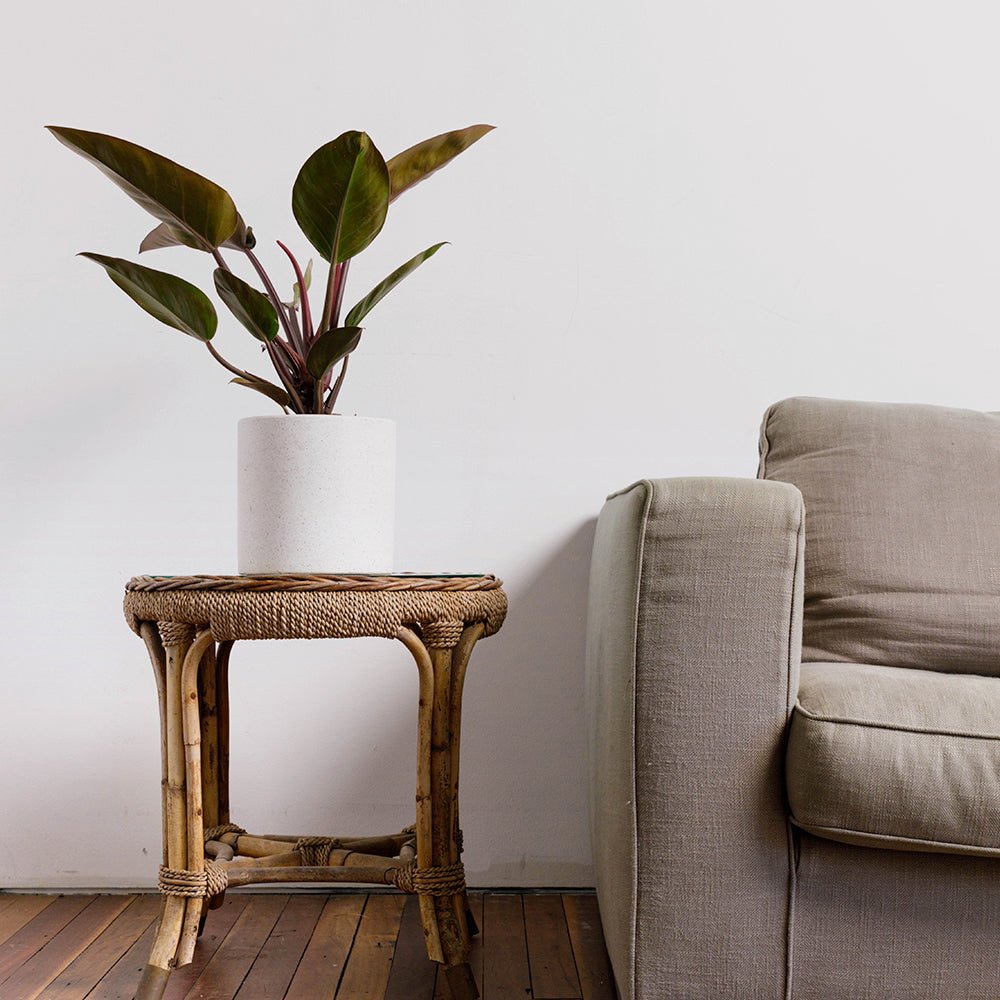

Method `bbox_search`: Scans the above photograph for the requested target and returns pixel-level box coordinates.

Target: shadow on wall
[224,514,602,889]
[226,638,421,841]
[461,517,599,886]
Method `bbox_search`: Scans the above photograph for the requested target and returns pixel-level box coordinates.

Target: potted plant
[49,123,493,573]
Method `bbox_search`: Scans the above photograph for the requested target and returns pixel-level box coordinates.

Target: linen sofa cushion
[759,396,1000,674]
[787,661,1000,856]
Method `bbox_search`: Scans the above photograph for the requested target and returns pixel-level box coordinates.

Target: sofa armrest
[585,477,804,1000]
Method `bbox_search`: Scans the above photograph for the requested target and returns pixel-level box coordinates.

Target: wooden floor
[0,891,616,1000]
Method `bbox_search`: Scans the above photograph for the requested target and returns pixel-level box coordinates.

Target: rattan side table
[123,573,507,1000]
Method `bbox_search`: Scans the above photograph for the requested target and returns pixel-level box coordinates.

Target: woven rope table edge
[126,573,502,593]
[123,581,508,641]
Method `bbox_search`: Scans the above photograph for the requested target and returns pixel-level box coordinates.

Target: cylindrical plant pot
[238,415,396,574]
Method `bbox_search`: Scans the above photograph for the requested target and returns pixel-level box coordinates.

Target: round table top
[124,573,507,642]
[126,573,502,593]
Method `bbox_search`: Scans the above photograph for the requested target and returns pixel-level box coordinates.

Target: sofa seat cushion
[787,662,1000,856]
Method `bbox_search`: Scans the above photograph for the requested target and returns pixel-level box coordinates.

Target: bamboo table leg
[135,623,193,1000]
[132,606,494,1000]
[135,624,215,1000]
[398,622,486,1000]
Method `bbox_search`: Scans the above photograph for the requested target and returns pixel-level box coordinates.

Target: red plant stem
[265,341,306,413]
[274,336,304,372]
[205,340,255,381]
[319,259,352,392]
[332,258,350,332]
[325,354,350,413]
[243,248,299,358]
[211,248,233,273]
[320,260,340,335]
[275,240,313,347]
[285,303,302,348]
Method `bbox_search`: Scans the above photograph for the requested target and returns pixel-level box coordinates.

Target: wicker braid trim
[158,621,196,647]
[125,588,507,641]
[128,574,502,593]
[420,620,466,649]
[397,823,462,853]
[158,860,228,898]
[204,823,246,843]
[386,861,466,897]
[295,836,343,867]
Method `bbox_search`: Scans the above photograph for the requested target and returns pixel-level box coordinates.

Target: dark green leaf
[292,131,389,262]
[48,126,239,250]
[139,215,255,254]
[345,242,447,327]
[230,377,291,410]
[80,252,217,340]
[306,326,363,379]
[138,223,201,253]
[213,269,279,342]
[387,124,494,202]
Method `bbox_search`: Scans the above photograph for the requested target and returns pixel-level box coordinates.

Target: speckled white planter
[238,415,395,574]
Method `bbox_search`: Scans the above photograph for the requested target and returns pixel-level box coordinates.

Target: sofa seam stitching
[794,704,1000,741]
[790,818,1000,856]
[782,494,805,1000]
[628,478,652,1000]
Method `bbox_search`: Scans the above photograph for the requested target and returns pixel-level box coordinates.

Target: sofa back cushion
[759,397,1000,674]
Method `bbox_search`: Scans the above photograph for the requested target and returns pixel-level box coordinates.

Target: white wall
[3,0,1000,888]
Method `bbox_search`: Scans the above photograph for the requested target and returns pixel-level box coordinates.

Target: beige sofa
[585,397,1000,1000]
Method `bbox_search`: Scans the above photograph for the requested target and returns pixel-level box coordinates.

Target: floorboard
[0,896,130,1000]
[562,895,616,1000]
[0,891,616,1000]
[37,896,160,1000]
[0,896,95,988]
[284,894,364,1000]
[524,894,582,999]
[481,894,533,1000]
[334,894,405,1000]
[179,895,288,1000]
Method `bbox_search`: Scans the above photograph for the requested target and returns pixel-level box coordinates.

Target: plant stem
[211,249,232,273]
[276,241,313,347]
[265,341,306,413]
[285,304,302,351]
[244,248,299,355]
[206,340,305,414]
[332,259,350,331]
[325,354,350,413]
[320,201,347,335]
[205,340,254,380]
[274,337,304,373]
[320,260,340,335]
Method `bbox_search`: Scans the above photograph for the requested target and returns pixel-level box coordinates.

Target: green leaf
[292,131,390,262]
[387,124,494,202]
[230,377,291,410]
[213,269,279,342]
[306,326,363,379]
[345,242,447,327]
[291,259,313,308]
[80,252,217,340]
[139,215,255,254]
[48,126,239,250]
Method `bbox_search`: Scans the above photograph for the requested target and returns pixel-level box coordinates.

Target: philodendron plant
[48,124,493,414]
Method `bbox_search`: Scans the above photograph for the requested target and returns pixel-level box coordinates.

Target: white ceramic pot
[238,415,396,574]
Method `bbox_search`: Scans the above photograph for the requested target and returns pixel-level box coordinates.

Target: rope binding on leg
[158,860,229,898]
[386,861,467,896]
[295,836,343,866]
[203,823,246,844]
